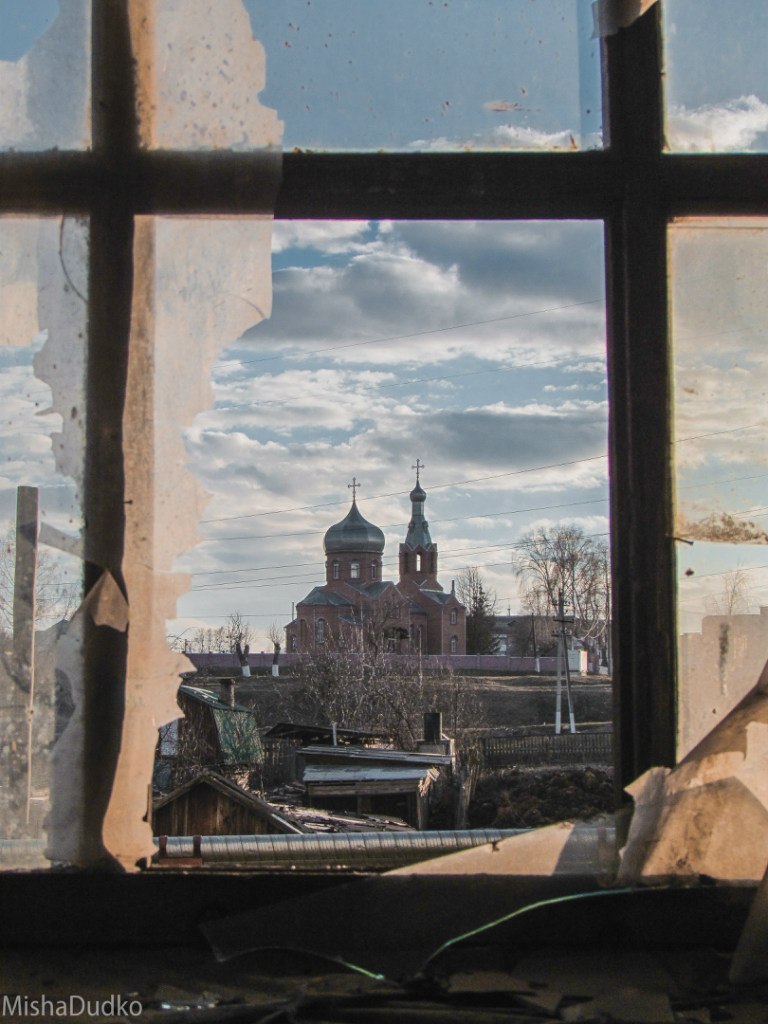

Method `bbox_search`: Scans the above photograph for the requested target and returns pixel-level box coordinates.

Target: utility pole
[554,588,576,734]
[13,485,39,828]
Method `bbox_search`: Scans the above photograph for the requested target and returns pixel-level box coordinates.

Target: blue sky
[244,0,601,151]
[1,1,767,649]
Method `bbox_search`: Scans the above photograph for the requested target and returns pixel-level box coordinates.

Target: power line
[200,421,764,527]
[188,531,612,594]
[215,298,603,370]
[210,489,610,542]
[201,455,609,525]
[191,496,610,582]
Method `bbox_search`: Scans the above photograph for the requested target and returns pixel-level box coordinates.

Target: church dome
[410,480,426,502]
[324,501,385,555]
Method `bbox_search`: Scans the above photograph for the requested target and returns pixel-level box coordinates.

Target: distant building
[285,469,466,655]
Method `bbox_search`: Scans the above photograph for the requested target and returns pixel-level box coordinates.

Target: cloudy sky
[1,0,767,649]
[178,218,609,647]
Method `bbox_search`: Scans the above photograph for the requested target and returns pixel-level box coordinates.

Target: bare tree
[277,623,480,750]
[0,531,78,647]
[515,525,610,652]
[225,611,254,654]
[266,621,284,649]
[169,612,255,655]
[704,567,753,616]
[456,566,498,654]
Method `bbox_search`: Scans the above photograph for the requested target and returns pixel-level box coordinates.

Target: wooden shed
[152,771,304,837]
[298,746,452,829]
[302,763,439,829]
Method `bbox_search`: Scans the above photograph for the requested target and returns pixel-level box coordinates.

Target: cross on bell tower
[348,476,360,502]
[412,458,424,484]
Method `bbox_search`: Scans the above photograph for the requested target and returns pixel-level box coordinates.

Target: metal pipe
[151,827,616,871]
[153,830,522,869]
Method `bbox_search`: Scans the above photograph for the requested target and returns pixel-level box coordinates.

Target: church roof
[345,580,396,599]
[300,588,351,607]
[403,473,433,551]
[418,588,452,606]
[409,480,426,502]
[324,500,385,555]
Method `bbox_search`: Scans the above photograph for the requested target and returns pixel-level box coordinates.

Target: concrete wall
[678,606,768,757]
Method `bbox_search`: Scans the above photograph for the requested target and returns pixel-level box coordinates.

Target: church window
[350,561,360,579]
[332,560,340,580]
[416,553,423,572]
[315,618,326,643]
[450,635,458,654]
[450,608,457,625]
[370,560,378,580]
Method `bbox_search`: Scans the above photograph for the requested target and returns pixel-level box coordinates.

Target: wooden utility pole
[554,588,576,734]
[13,485,39,827]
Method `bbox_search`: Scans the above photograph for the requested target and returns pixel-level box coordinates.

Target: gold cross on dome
[348,476,360,501]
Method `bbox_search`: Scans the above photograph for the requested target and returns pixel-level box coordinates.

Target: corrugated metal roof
[300,744,452,767]
[303,765,437,784]
[179,684,252,714]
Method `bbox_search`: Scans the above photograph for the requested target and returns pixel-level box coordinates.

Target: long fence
[261,733,613,786]
[479,732,613,768]
[187,651,563,674]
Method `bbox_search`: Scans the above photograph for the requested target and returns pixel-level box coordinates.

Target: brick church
[285,466,466,655]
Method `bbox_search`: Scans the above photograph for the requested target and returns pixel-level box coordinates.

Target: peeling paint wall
[679,608,768,756]
[105,216,276,867]
[0,217,87,859]
[672,219,768,759]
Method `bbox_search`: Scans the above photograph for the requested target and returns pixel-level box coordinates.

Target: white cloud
[667,95,768,153]
[406,124,598,153]
[271,221,374,255]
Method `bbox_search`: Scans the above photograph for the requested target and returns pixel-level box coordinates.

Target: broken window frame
[1,0,766,936]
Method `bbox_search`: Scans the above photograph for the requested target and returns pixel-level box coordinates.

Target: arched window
[332,560,340,580]
[450,608,457,625]
[450,635,458,654]
[316,618,326,643]
[416,553,423,571]
[350,560,360,579]
[416,626,423,652]
[289,635,297,652]
[370,560,378,580]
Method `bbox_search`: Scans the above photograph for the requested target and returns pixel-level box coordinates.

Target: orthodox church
[285,467,466,655]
